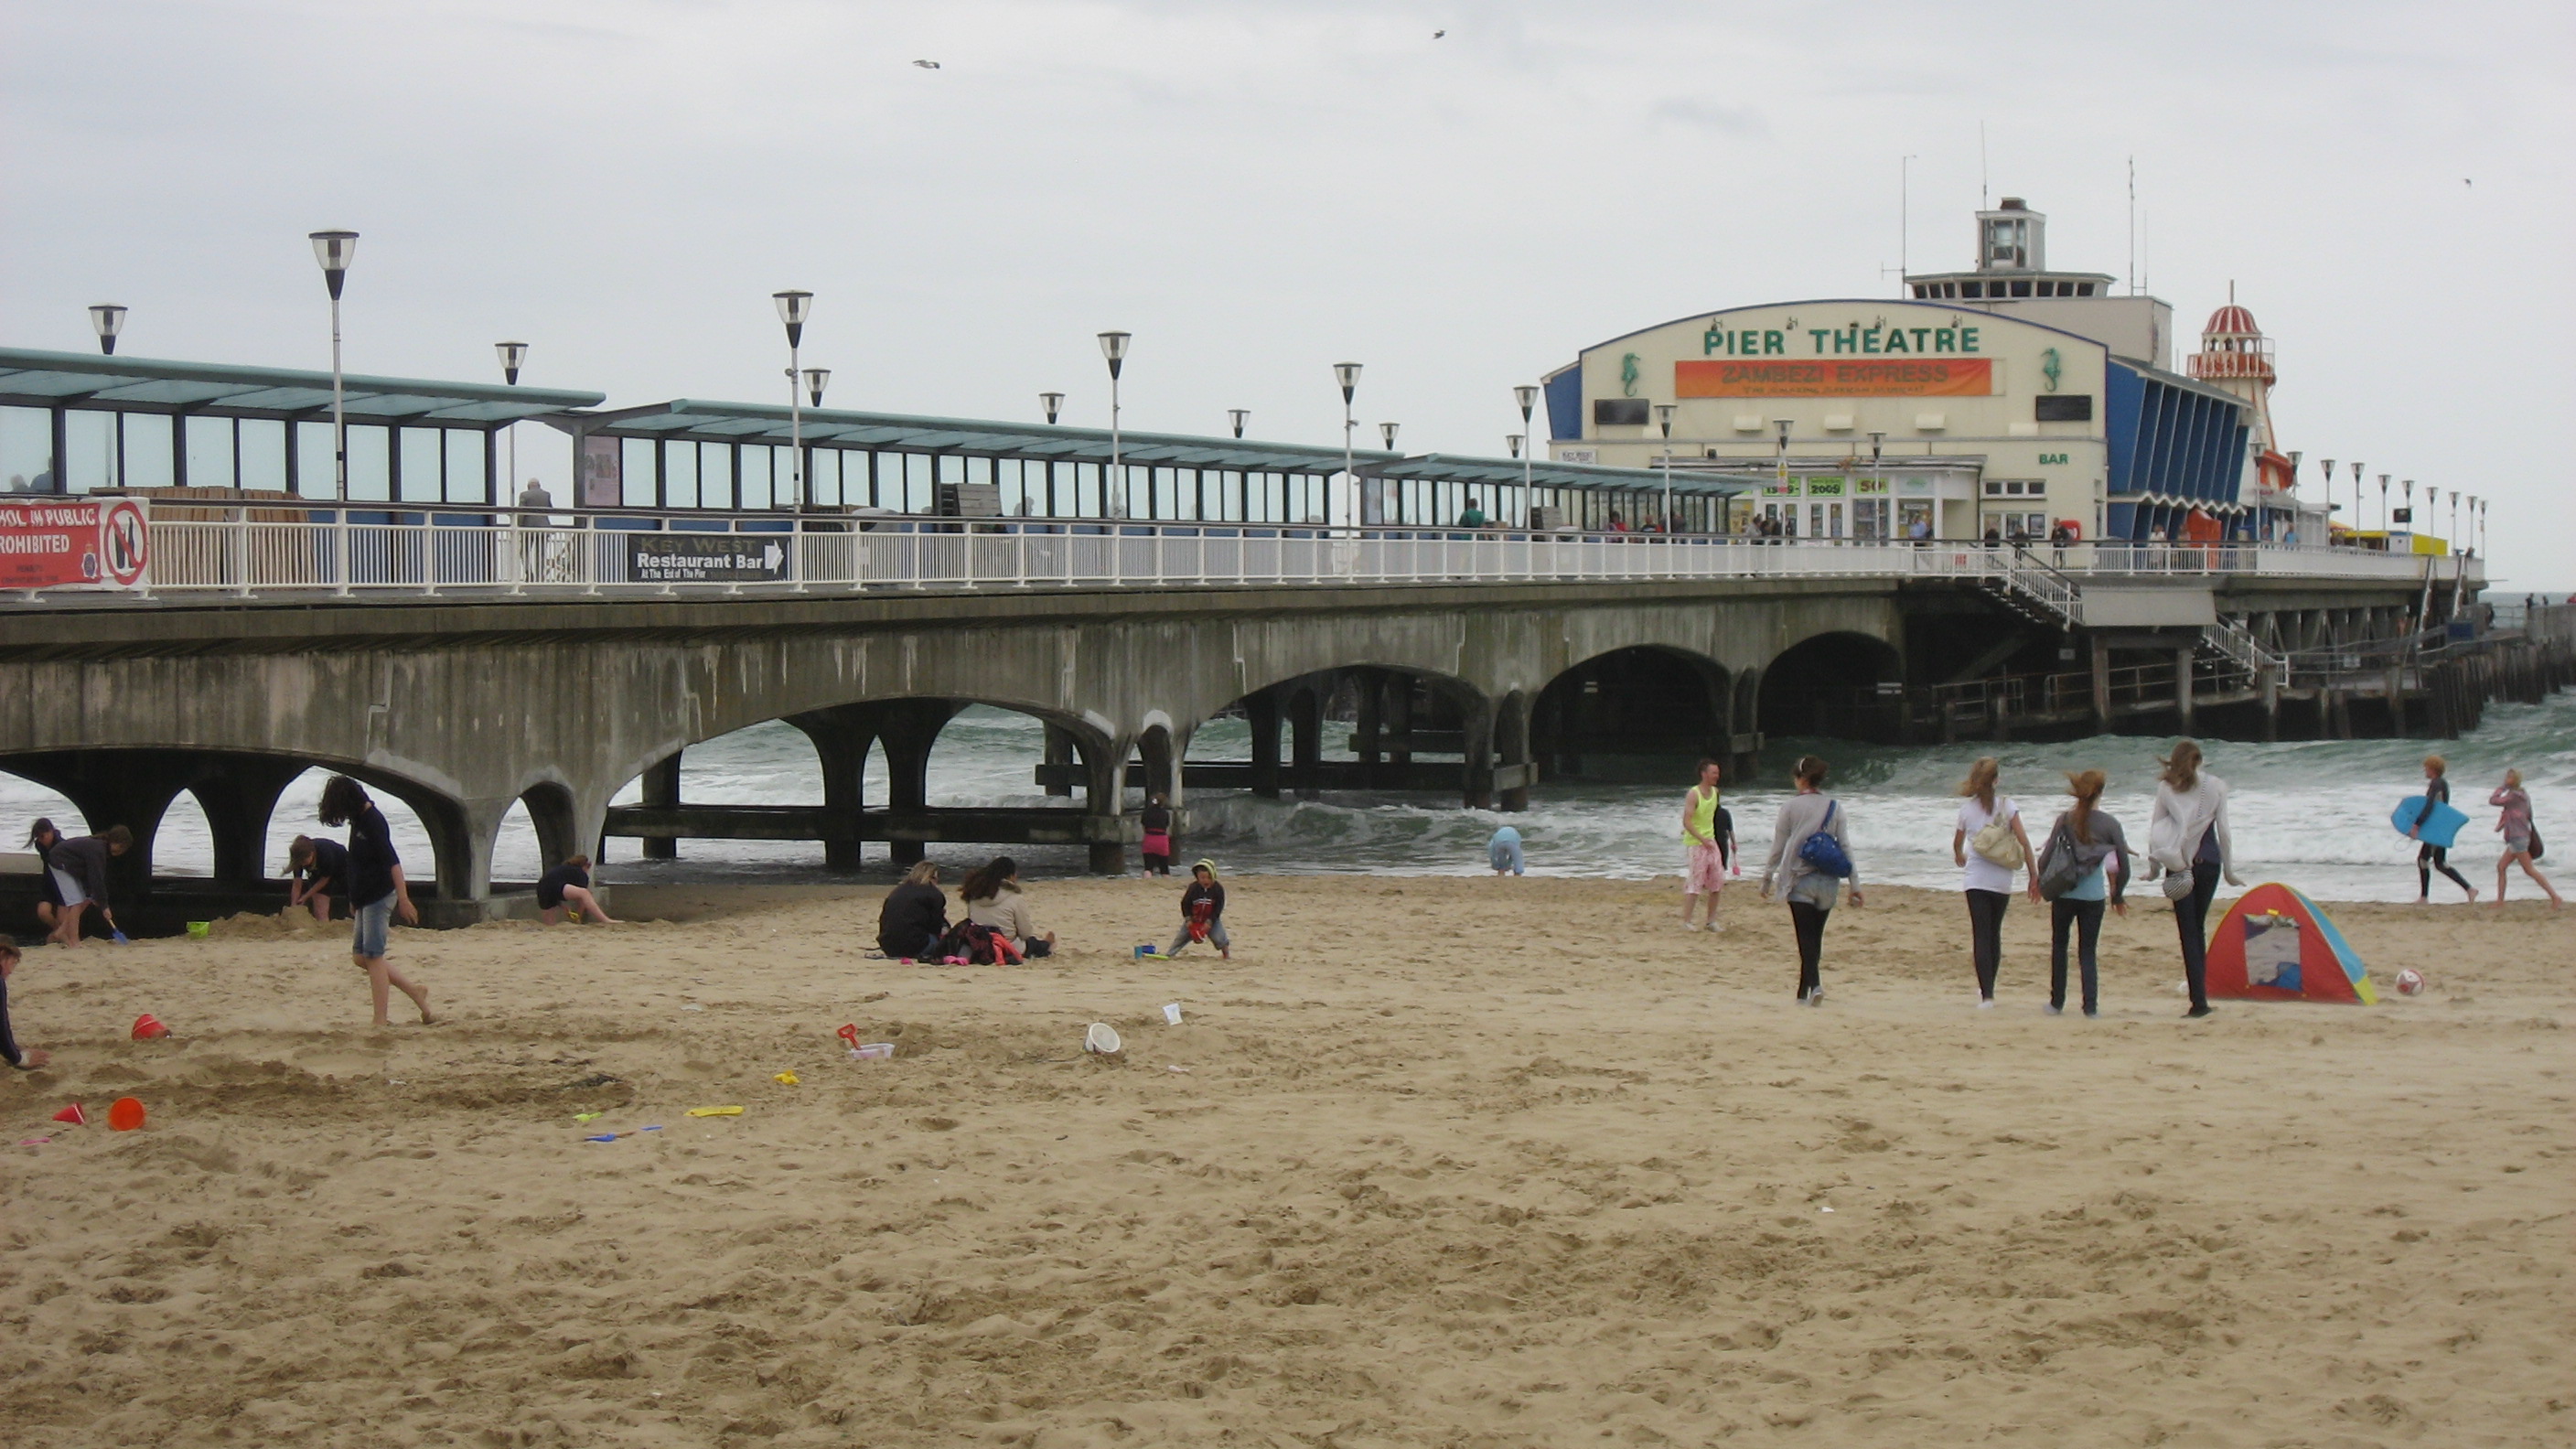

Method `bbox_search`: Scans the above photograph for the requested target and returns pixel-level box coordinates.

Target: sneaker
[1976,997,1996,1010]
[2184,1004,2213,1019]
[2043,1003,2064,1016]
[1806,989,1825,1007]
[2083,1008,2099,1018]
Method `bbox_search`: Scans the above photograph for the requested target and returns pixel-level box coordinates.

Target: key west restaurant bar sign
[1680,320,1994,398]
[0,498,148,589]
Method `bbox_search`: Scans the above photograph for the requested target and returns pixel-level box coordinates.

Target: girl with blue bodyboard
[2399,755,2476,904]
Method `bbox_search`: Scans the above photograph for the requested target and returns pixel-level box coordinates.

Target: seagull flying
[913,59,941,69]
[1433,28,1446,38]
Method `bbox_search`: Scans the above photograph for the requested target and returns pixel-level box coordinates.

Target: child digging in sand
[1165,859,1230,959]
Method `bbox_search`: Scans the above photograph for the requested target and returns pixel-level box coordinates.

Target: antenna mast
[1979,123,1989,209]
[2127,156,2137,295]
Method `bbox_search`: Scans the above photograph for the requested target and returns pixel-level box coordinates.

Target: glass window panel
[123,413,176,490]
[398,427,442,503]
[665,441,699,509]
[741,445,775,510]
[0,406,49,491]
[346,425,391,501]
[445,430,489,505]
[813,448,840,508]
[619,438,654,507]
[65,410,116,493]
[186,415,237,489]
[238,419,287,492]
[705,443,736,509]
[293,421,332,497]
[1154,467,1177,521]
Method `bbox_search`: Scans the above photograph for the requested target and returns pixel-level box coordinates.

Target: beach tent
[2203,883,2377,1004]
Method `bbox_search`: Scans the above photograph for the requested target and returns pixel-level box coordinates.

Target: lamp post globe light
[804,368,830,407]
[2347,461,2364,541]
[1333,362,1361,529]
[2402,478,2415,533]
[1229,408,1248,440]
[2377,474,2389,535]
[496,341,529,506]
[1507,433,1523,459]
[1868,430,1887,541]
[1041,392,1064,424]
[308,230,359,497]
[773,291,813,508]
[1655,402,1676,532]
[2318,458,2335,541]
[1379,422,1399,451]
[89,305,127,356]
[1099,331,1130,516]
[1514,383,1539,527]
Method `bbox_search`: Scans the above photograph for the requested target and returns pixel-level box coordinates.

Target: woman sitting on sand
[877,862,949,960]
[961,856,1056,958]
[1759,755,1863,1005]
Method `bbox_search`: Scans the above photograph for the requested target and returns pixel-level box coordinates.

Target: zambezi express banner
[0,498,150,589]
[1674,358,1994,398]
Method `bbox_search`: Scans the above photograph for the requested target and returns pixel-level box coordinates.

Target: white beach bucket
[1085,1023,1122,1055]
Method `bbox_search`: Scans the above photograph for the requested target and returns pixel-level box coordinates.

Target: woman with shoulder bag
[2146,740,2242,1019]
[1759,755,1863,1005]
[1951,757,2040,1009]
[2035,769,2132,1017]
[2489,768,2563,909]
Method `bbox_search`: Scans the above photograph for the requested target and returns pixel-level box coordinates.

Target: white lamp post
[496,341,527,508]
[1099,331,1130,516]
[1774,418,1794,536]
[2402,478,2415,535]
[1514,383,1539,528]
[90,305,127,356]
[1655,402,1676,532]
[2318,458,2334,543]
[309,230,359,498]
[2347,461,2364,542]
[1869,430,1887,542]
[1041,392,1064,424]
[1333,362,1361,529]
[773,291,812,509]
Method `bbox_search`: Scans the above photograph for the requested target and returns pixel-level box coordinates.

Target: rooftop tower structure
[1905,197,2174,369]
[2188,290,2296,506]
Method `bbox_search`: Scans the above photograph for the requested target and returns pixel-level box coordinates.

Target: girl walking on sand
[2147,741,2242,1019]
[2036,770,2131,1018]
[2489,769,2563,908]
[317,776,431,1028]
[1759,755,1862,1004]
[1952,757,2039,1008]
[2406,756,2476,904]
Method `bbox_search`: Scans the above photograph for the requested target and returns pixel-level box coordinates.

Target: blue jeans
[351,896,393,959]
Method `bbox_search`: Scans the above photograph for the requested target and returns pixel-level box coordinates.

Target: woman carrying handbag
[1760,755,1863,1005]
[2146,740,2242,1019]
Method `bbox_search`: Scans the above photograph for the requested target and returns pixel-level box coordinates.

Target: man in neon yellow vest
[1682,757,1731,931]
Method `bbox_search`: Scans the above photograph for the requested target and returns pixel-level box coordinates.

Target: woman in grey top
[1758,755,1864,1004]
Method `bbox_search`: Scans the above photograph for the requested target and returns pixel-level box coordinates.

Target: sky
[5,0,2571,587]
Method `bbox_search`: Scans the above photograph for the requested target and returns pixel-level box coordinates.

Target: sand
[2,875,2567,1446]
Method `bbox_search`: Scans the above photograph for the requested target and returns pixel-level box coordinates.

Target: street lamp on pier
[1869,431,1887,541]
[1229,409,1248,440]
[496,341,528,506]
[308,231,359,499]
[2377,474,2389,535]
[772,290,813,508]
[1040,392,1064,425]
[89,306,126,356]
[2402,478,2415,534]
[1655,403,1676,532]
[1773,418,1794,533]
[1514,384,1539,528]
[803,369,830,407]
[2347,462,2364,541]
[1333,362,1362,529]
[1099,332,1131,515]
[1507,434,1523,459]
[2318,459,2334,542]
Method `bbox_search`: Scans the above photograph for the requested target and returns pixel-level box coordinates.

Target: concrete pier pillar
[1460,700,1497,810]
[1355,672,1385,785]
[1387,679,1414,775]
[1494,693,1533,813]
[640,753,682,861]
[1288,684,1324,800]
[873,700,958,867]
[786,705,876,871]
[2259,668,2281,743]
[2174,646,2195,735]
[191,758,311,886]
[1041,724,1078,799]
[1248,691,1282,800]
[1080,731,1128,875]
[2089,638,2112,735]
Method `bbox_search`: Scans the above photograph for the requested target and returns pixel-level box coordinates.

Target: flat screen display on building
[1674,359,1993,398]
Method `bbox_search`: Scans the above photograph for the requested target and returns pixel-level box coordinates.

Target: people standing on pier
[1680,758,1728,932]
[536,855,616,925]
[41,823,128,949]
[317,776,430,1028]
[1165,859,1230,960]
[1952,757,2039,1008]
[1140,795,1175,878]
[0,941,49,1072]
[876,861,949,960]
[1759,755,1862,1004]
[961,856,1056,958]
[285,834,348,923]
[2488,769,2563,909]
[1487,823,1525,876]
[2406,757,2476,904]
[2147,741,2241,1019]
[2036,770,2131,1018]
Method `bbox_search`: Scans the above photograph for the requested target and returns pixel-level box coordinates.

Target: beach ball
[2395,968,2426,997]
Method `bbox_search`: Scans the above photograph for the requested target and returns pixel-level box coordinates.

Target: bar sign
[629,534,789,583]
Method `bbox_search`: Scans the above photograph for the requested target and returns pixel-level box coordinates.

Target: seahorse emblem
[2040,347,2062,393]
[1620,352,1641,398]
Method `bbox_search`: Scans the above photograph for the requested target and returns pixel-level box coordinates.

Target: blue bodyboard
[2391,795,2468,849]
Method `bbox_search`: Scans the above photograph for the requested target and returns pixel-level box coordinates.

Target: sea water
[6,692,2570,905]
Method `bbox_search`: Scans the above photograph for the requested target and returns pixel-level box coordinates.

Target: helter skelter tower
[2187,286,2295,501]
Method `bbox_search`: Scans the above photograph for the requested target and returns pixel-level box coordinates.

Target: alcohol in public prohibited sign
[0,499,150,590]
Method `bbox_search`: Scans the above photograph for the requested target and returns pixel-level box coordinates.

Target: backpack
[1970,800,2024,869]
[1796,801,1853,879]
[2035,815,2120,902]
[935,920,1024,966]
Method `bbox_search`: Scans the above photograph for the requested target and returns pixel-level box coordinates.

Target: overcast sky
[6,1,2571,586]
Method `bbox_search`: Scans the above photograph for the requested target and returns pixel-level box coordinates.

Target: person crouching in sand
[1759,755,1862,1004]
[536,854,616,925]
[1166,859,1230,959]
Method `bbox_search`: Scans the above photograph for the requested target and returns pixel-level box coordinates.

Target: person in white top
[1950,757,2039,1007]
[2146,740,2244,1018]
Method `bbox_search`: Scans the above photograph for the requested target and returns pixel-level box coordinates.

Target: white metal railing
[16,505,2475,604]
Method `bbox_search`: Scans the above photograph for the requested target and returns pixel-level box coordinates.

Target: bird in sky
[1433,29,1446,38]
[913,59,941,70]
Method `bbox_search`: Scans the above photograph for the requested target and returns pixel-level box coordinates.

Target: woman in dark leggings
[2148,740,2242,1019]
[1758,755,1864,1004]
[2043,770,2131,1017]
[2408,755,2476,903]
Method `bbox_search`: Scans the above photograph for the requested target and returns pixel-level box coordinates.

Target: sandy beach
[2,875,2566,1446]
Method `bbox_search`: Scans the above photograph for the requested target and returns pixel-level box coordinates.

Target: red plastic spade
[51,1103,86,1126]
